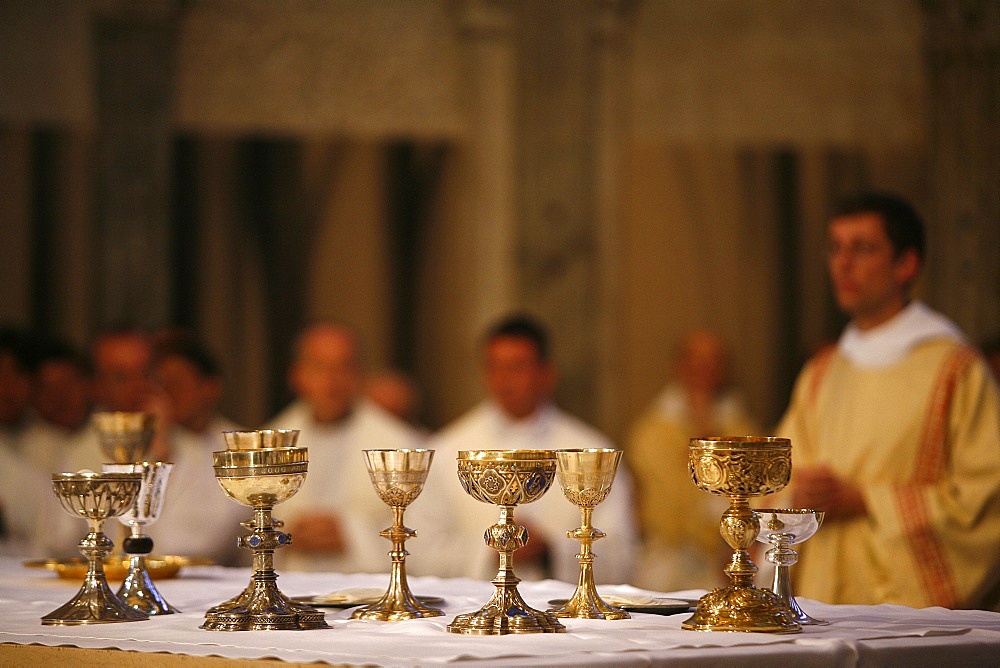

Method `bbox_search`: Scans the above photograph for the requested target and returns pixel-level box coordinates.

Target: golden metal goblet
[351,449,443,621]
[682,436,800,633]
[755,508,828,626]
[92,412,157,464]
[42,471,147,625]
[103,461,177,615]
[548,448,629,620]
[202,430,328,631]
[448,450,566,635]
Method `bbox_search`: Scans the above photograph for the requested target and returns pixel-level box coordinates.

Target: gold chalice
[42,471,147,625]
[755,508,828,626]
[351,449,443,621]
[682,436,800,633]
[102,461,177,615]
[548,448,628,620]
[448,450,565,635]
[92,411,157,464]
[201,430,328,631]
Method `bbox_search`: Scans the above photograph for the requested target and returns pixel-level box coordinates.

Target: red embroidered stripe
[898,345,977,607]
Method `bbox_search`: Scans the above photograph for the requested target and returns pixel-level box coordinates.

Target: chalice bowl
[92,411,157,464]
[352,449,443,621]
[755,508,827,625]
[448,450,565,635]
[201,430,328,631]
[103,461,177,615]
[548,448,628,620]
[42,471,147,625]
[682,436,800,633]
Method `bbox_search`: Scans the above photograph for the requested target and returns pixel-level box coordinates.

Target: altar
[2,558,998,667]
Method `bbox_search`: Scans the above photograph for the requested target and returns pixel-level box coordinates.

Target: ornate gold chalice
[682,436,800,633]
[202,429,328,631]
[548,448,629,620]
[92,411,157,464]
[448,450,565,635]
[42,471,147,625]
[755,508,828,626]
[351,449,443,621]
[102,461,177,615]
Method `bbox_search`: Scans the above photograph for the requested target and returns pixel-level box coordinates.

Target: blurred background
[1,0,997,440]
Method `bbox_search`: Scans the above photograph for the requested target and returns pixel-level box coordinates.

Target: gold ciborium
[755,508,828,626]
[448,450,565,635]
[201,430,328,631]
[682,436,800,633]
[548,448,628,620]
[351,449,443,621]
[103,461,177,615]
[92,411,157,464]
[42,471,147,625]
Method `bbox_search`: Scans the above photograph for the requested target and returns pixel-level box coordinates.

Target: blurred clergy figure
[776,192,1000,609]
[626,328,760,592]
[267,322,422,573]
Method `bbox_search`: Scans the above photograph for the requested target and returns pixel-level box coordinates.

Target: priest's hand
[792,465,868,522]
[287,512,347,554]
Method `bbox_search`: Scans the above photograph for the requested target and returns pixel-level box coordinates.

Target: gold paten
[755,508,828,626]
[351,449,444,621]
[448,450,566,635]
[41,472,147,625]
[548,449,629,620]
[201,430,328,631]
[682,436,800,633]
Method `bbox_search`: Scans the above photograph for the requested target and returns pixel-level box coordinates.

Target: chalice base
[681,585,801,633]
[42,575,148,625]
[202,579,328,631]
[352,587,443,622]
[549,587,629,620]
[448,587,566,635]
[117,556,178,615]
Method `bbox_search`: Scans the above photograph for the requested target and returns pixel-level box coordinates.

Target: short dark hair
[484,313,550,361]
[832,191,926,261]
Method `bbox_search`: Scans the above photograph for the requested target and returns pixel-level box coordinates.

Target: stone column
[91,3,182,328]
[513,0,626,423]
[923,0,1000,342]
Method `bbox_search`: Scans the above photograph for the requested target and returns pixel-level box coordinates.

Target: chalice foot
[448,581,565,634]
[352,449,443,622]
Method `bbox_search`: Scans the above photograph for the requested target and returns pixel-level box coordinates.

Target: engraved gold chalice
[92,411,157,464]
[351,449,443,621]
[41,471,147,625]
[103,461,177,615]
[548,448,628,620]
[682,436,800,633]
[755,508,828,626]
[448,450,565,635]
[201,430,328,631]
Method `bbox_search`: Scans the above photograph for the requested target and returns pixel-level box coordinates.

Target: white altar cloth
[1,558,998,666]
